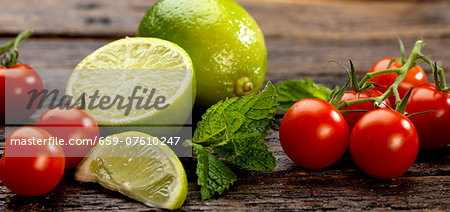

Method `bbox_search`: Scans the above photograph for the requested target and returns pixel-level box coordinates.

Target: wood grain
[0,67,449,210]
[1,38,450,79]
[1,0,449,210]
[1,126,449,211]
[1,0,450,40]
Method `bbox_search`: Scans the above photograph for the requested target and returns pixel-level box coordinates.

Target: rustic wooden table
[1,0,449,210]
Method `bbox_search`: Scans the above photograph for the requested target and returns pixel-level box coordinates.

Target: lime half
[66,37,195,130]
[75,131,188,210]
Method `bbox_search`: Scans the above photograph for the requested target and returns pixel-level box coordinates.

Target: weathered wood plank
[1,0,450,40]
[1,38,450,76]
[1,0,449,210]
[0,37,449,147]
[1,128,448,211]
[1,108,449,211]
[1,175,449,211]
[1,69,448,211]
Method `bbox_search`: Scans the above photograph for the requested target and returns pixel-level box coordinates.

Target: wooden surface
[1,0,450,210]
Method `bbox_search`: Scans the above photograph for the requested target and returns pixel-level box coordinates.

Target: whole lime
[137,0,267,107]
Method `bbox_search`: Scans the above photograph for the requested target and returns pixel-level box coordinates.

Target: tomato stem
[357,68,401,89]
[418,54,448,92]
[373,40,422,109]
[338,40,423,111]
[1,29,33,68]
[338,40,449,113]
[0,40,14,56]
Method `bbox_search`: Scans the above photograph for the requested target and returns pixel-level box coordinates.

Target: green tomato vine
[336,40,449,113]
[0,29,33,68]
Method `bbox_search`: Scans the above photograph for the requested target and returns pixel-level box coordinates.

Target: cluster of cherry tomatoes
[0,30,100,196]
[0,107,99,197]
[280,53,449,179]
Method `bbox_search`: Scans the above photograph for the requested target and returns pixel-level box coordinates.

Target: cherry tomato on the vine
[280,98,350,169]
[406,83,450,150]
[36,106,99,169]
[0,64,43,121]
[339,89,391,130]
[350,108,419,179]
[368,57,427,105]
[0,127,65,196]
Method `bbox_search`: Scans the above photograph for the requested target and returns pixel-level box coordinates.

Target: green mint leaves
[213,132,276,171]
[275,78,331,111]
[192,82,278,199]
[193,143,237,200]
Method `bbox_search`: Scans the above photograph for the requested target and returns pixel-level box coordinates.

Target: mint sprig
[191,82,278,199]
[193,143,237,200]
[275,78,331,111]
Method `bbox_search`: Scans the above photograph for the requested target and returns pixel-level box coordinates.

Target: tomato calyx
[0,29,33,68]
[330,60,364,92]
[326,77,349,108]
[395,87,412,115]
[329,60,391,114]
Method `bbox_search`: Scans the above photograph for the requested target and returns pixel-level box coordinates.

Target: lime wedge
[75,131,188,210]
[66,37,195,130]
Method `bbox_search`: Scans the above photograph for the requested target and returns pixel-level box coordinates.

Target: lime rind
[137,0,266,107]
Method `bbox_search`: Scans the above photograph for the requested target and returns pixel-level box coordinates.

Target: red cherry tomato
[368,57,427,105]
[406,83,450,150]
[0,64,43,121]
[36,106,99,169]
[339,89,391,130]
[279,98,350,169]
[350,109,419,179]
[0,127,65,196]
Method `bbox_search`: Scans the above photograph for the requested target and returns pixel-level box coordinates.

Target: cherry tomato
[339,89,391,130]
[368,57,427,105]
[0,127,65,196]
[350,109,419,179]
[279,98,350,169]
[0,64,43,121]
[36,106,99,169]
[405,83,450,150]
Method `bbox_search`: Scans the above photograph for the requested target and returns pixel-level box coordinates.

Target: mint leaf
[275,78,331,111]
[193,98,239,145]
[193,143,237,200]
[193,82,278,171]
[192,82,278,199]
[213,132,276,171]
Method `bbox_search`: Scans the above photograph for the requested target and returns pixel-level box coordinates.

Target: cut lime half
[66,37,195,129]
[75,131,188,210]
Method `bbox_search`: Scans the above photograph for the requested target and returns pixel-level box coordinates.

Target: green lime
[137,0,267,107]
[75,131,188,210]
[66,37,195,134]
